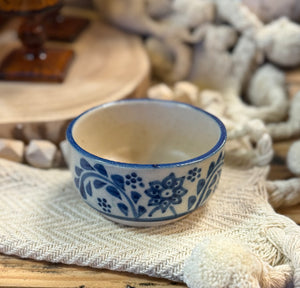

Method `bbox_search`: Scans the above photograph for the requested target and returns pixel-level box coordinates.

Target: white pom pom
[183,236,292,288]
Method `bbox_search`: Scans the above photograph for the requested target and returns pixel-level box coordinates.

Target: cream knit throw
[0,158,299,288]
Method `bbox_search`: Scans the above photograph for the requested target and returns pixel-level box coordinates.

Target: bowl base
[101,214,189,227]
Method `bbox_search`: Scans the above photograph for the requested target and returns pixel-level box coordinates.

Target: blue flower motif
[97,197,112,213]
[125,172,145,189]
[187,167,202,182]
[145,173,187,215]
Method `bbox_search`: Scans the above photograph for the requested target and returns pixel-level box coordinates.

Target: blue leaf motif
[80,158,94,170]
[106,185,122,200]
[118,203,128,216]
[188,196,196,210]
[75,166,83,176]
[80,182,87,200]
[197,179,205,195]
[216,151,224,165]
[137,206,147,217]
[203,189,213,203]
[74,177,79,188]
[86,181,93,196]
[93,179,107,189]
[111,174,124,190]
[94,163,108,177]
[131,191,141,204]
[207,161,215,177]
[209,174,218,188]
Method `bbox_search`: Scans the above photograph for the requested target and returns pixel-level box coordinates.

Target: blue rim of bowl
[66,99,227,169]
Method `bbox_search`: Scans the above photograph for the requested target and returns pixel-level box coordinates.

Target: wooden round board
[0,17,150,143]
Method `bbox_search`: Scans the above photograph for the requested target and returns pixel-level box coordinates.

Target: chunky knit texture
[0,158,299,287]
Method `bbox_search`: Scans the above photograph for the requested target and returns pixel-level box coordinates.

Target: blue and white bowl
[66,99,227,227]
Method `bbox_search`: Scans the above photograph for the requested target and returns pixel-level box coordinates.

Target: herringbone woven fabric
[0,158,299,287]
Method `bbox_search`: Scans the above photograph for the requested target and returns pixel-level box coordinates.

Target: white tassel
[266,178,300,209]
[184,237,292,288]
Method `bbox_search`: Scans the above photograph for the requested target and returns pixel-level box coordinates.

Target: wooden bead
[25,140,57,169]
[0,138,24,163]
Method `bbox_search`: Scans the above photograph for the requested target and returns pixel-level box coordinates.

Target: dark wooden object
[0,14,9,27]
[0,18,150,144]
[44,5,90,42]
[0,0,74,83]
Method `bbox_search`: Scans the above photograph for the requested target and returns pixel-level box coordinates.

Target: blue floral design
[73,150,224,222]
[97,197,112,213]
[125,172,145,189]
[74,158,147,218]
[187,167,202,182]
[187,151,225,211]
[145,173,188,217]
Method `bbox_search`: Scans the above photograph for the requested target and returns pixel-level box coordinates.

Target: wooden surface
[0,0,60,12]
[0,12,149,143]
[0,23,300,288]
[0,254,186,288]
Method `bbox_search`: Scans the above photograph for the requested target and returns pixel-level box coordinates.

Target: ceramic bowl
[66,99,227,226]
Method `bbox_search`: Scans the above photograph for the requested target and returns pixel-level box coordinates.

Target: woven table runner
[0,158,299,287]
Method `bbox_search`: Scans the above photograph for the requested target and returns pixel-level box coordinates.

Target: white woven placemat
[0,158,299,287]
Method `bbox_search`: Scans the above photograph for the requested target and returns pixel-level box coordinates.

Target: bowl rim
[66,99,227,169]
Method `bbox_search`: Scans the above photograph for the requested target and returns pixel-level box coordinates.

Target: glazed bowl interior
[71,100,222,165]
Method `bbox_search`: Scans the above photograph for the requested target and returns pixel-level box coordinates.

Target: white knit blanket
[0,158,299,288]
